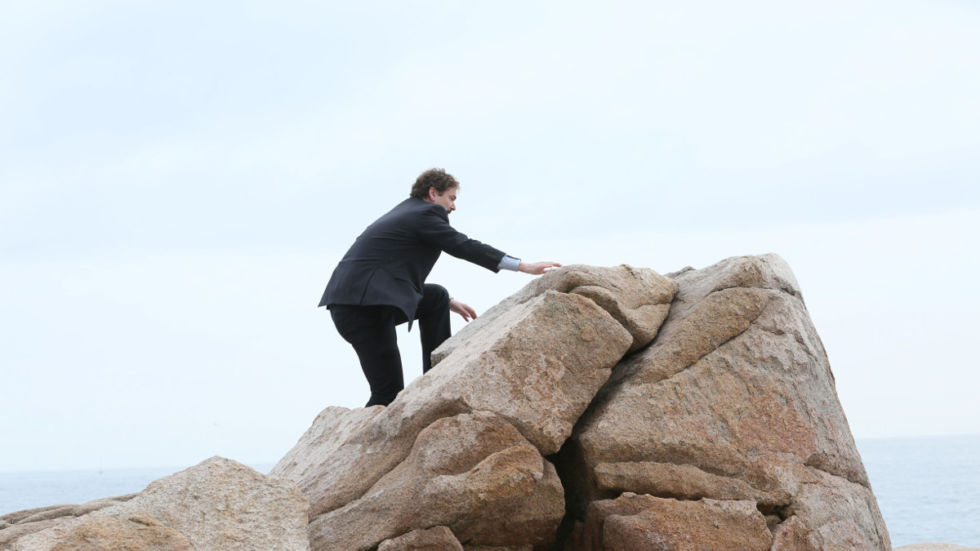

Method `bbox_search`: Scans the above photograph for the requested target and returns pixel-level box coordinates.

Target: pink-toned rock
[307,411,563,551]
[270,405,383,488]
[48,515,192,551]
[771,515,817,551]
[464,547,533,551]
[775,464,890,551]
[276,291,631,515]
[558,254,890,550]
[0,520,63,548]
[378,526,463,551]
[0,496,137,547]
[574,492,771,551]
[433,264,676,363]
[7,457,309,551]
[593,461,782,504]
[6,496,135,527]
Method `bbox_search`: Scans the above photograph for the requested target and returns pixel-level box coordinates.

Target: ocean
[858,434,980,547]
[1,436,978,547]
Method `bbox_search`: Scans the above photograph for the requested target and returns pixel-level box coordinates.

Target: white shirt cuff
[498,255,521,271]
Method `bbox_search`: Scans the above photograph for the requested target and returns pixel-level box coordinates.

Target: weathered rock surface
[3,457,309,551]
[0,496,136,548]
[273,266,673,550]
[307,412,563,550]
[571,492,772,551]
[378,526,464,551]
[48,515,193,551]
[433,264,676,364]
[272,404,384,488]
[556,254,890,549]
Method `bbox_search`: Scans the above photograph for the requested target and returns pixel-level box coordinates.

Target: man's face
[428,186,457,213]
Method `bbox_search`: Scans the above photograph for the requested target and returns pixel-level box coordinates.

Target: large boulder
[556,254,891,550]
[433,264,676,363]
[272,265,675,550]
[48,515,193,551]
[306,411,563,551]
[5,457,309,551]
[0,496,137,548]
[571,492,772,551]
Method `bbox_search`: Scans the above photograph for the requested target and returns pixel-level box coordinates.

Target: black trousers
[329,284,452,407]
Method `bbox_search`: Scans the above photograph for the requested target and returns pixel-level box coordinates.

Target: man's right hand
[518,261,562,275]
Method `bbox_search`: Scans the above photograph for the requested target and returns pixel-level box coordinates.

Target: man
[320,168,560,407]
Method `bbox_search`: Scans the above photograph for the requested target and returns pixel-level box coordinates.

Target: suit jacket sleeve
[416,205,507,272]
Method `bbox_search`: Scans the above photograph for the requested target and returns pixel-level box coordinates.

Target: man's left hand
[449,299,478,322]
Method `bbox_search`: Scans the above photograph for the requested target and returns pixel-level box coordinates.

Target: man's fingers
[526,261,562,274]
[450,300,478,322]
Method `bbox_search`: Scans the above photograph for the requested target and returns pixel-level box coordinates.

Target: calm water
[857,434,980,547]
[1,438,978,547]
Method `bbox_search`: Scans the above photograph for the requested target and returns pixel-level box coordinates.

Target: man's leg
[330,305,404,407]
[416,283,452,373]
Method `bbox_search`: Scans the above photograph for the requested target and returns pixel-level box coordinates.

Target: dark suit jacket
[319,197,507,322]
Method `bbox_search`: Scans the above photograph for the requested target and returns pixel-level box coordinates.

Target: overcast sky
[1,0,978,472]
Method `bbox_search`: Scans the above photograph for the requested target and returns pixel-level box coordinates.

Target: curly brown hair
[410,168,460,199]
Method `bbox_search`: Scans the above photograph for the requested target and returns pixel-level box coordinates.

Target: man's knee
[424,283,450,308]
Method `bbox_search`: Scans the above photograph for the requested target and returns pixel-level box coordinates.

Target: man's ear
[427,186,439,201]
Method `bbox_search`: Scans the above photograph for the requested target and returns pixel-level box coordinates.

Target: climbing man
[319,168,560,406]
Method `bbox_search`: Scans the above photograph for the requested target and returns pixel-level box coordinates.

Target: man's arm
[416,206,506,271]
[497,255,562,274]
[450,257,562,322]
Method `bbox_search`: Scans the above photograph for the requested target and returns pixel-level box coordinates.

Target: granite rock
[6,457,309,551]
[433,264,676,364]
[572,492,772,551]
[274,285,648,550]
[0,496,136,548]
[557,254,891,550]
[306,411,563,551]
[48,515,193,551]
[378,526,464,551]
